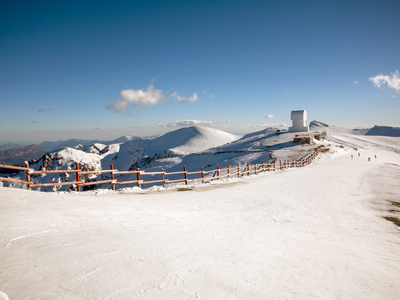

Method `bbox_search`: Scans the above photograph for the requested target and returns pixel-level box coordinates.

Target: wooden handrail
[0,176,31,184]
[32,169,81,174]
[0,164,33,171]
[0,151,320,192]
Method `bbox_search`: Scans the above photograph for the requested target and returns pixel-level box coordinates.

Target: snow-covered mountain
[2,121,400,299]
[5,126,241,191]
[3,125,400,300]
[5,122,400,192]
[365,125,400,137]
[38,135,138,152]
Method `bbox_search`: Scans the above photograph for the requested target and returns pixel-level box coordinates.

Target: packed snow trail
[0,148,399,299]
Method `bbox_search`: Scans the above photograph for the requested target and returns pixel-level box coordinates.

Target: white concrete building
[289,110,309,132]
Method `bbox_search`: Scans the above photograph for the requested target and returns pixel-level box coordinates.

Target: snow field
[1,145,400,299]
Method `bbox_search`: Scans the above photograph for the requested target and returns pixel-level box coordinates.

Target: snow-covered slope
[1,131,400,299]
[310,120,400,154]
[165,126,240,155]
[146,127,320,174]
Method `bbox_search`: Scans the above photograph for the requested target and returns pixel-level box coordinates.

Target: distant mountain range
[0,143,25,151]
[0,135,138,166]
[0,144,46,167]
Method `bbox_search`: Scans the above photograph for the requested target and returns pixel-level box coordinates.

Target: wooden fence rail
[0,151,320,192]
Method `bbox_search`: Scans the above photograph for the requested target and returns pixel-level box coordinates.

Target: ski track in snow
[5,230,56,248]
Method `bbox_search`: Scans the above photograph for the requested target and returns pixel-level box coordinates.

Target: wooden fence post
[136,168,141,188]
[24,161,31,190]
[237,164,240,178]
[279,160,282,170]
[216,165,220,180]
[254,163,257,175]
[75,162,81,192]
[162,168,166,188]
[273,161,276,171]
[184,165,188,185]
[262,160,264,172]
[247,163,250,176]
[227,164,230,179]
[201,167,205,183]
[110,163,115,191]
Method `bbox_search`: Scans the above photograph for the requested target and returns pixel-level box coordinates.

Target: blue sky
[1,0,399,143]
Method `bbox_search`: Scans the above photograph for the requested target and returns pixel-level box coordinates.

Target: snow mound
[168,126,241,155]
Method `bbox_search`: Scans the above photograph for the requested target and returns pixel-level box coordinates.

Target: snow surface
[1,127,400,299]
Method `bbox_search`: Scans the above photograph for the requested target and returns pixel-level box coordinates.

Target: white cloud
[95,127,104,130]
[354,80,359,85]
[107,85,198,115]
[369,70,400,95]
[176,93,198,103]
[156,120,213,127]
[106,85,165,115]
[266,114,275,119]
[170,89,198,102]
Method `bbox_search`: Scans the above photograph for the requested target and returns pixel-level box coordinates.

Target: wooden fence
[0,151,319,192]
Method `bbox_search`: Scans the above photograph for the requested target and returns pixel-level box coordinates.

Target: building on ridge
[289,110,309,132]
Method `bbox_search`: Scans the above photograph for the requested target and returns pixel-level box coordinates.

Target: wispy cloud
[354,80,359,85]
[203,90,214,99]
[255,121,288,129]
[37,108,53,113]
[107,85,198,115]
[156,120,213,127]
[95,127,104,130]
[369,70,400,96]
[266,114,275,119]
